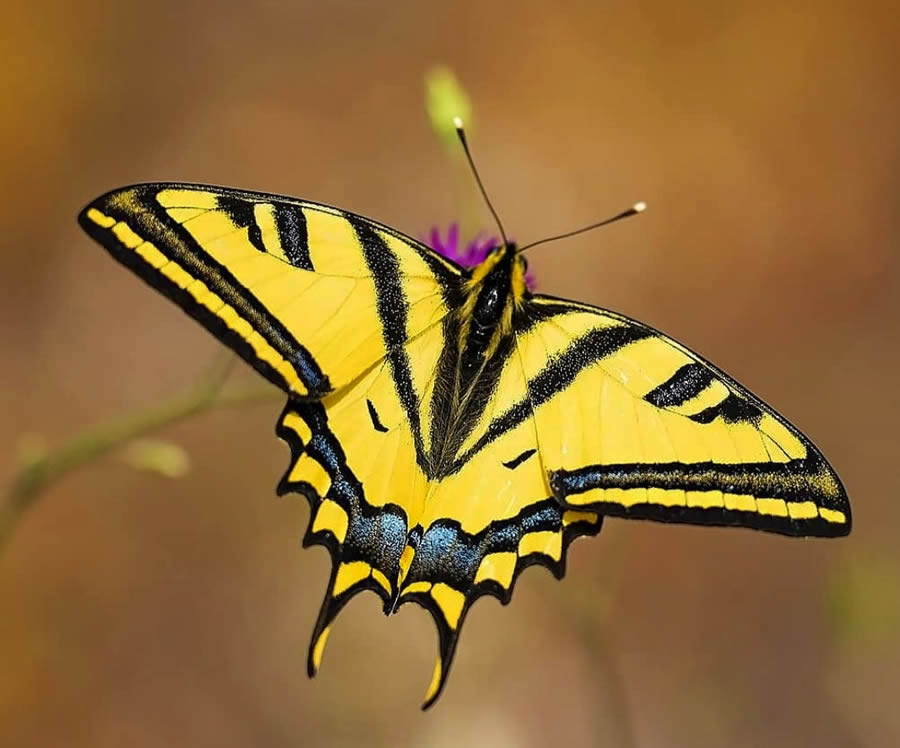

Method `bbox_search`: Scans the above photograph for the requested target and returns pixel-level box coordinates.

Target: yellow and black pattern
[80,181,850,709]
[79,183,460,398]
[272,295,604,706]
[276,397,601,708]
[514,297,850,536]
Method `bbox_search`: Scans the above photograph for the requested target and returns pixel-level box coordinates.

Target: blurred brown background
[2,1,898,746]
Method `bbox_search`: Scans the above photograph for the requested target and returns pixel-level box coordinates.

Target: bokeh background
[2,1,899,746]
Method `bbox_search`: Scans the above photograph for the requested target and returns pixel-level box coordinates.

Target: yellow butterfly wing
[275,301,602,708]
[81,183,487,706]
[275,317,451,679]
[512,295,851,534]
[381,290,850,705]
[354,311,603,706]
[79,183,461,397]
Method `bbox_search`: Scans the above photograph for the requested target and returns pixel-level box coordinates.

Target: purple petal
[425,225,535,289]
[447,223,459,253]
[426,227,442,254]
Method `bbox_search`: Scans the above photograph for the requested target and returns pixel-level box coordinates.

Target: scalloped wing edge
[274,400,603,707]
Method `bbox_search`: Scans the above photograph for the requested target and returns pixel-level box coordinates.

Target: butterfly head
[467,241,529,306]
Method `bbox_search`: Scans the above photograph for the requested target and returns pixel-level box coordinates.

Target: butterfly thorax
[459,244,528,371]
[459,249,510,364]
[425,245,529,476]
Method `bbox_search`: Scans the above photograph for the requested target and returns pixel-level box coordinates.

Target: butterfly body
[428,244,528,469]
[80,182,850,708]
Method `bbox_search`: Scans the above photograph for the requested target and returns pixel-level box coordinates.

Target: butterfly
[79,131,850,708]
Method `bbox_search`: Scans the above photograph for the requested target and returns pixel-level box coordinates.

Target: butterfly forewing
[79,183,461,398]
[516,296,851,536]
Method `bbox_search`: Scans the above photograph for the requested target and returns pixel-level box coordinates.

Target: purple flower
[425,223,535,289]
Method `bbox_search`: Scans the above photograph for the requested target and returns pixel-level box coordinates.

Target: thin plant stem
[1,356,281,555]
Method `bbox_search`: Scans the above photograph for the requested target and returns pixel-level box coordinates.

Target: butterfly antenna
[517,201,647,254]
[453,117,510,249]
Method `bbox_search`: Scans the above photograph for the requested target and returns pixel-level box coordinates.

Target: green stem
[1,370,281,555]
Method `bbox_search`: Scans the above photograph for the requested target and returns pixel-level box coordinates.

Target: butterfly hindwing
[386,313,603,706]
[277,299,602,707]
[79,183,461,397]
[512,296,851,536]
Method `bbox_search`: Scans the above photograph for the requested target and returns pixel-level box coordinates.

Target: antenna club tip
[453,116,464,130]
[633,201,647,213]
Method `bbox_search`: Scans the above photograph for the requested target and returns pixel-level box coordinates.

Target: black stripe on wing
[350,215,431,470]
[217,192,313,270]
[79,184,330,397]
[645,363,715,408]
[551,453,850,537]
[447,321,653,472]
